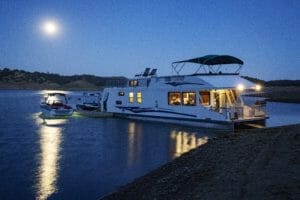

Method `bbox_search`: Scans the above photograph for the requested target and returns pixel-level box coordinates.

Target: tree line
[0,68,128,87]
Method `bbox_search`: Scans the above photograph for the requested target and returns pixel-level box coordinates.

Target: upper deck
[125,55,261,92]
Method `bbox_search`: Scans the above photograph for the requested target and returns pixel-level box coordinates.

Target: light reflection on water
[127,122,142,167]
[170,131,209,159]
[125,120,212,165]
[35,117,66,200]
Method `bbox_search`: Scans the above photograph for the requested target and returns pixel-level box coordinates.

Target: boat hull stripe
[115,106,197,118]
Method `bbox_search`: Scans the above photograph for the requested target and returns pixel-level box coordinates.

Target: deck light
[255,84,262,91]
[237,84,245,92]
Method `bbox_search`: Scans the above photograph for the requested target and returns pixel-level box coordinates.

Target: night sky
[0,0,299,80]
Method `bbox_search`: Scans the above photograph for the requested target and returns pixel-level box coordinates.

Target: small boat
[40,92,73,118]
[76,92,101,111]
[75,93,113,117]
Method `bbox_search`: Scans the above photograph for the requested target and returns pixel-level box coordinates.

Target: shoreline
[1,86,300,104]
[250,86,300,104]
[102,124,300,200]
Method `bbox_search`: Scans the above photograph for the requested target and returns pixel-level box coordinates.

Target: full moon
[42,20,59,36]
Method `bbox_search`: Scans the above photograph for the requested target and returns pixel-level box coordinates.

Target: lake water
[0,90,299,199]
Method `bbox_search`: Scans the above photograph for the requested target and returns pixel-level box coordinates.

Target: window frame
[168,92,182,105]
[129,92,135,103]
[129,80,138,87]
[199,91,210,106]
[182,91,196,106]
[137,92,142,103]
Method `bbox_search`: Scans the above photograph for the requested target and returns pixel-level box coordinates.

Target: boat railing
[219,104,267,120]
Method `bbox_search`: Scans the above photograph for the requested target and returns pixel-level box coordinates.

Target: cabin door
[214,92,220,110]
[212,90,227,111]
[219,91,227,108]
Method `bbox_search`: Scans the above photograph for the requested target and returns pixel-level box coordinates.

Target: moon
[42,20,59,36]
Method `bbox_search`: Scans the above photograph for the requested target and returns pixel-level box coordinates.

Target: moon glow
[42,20,59,36]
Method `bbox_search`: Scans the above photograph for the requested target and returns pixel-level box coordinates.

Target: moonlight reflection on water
[35,118,66,200]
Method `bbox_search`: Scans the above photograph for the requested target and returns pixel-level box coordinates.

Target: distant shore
[263,86,300,103]
[248,86,300,104]
[1,68,300,103]
[102,124,300,200]
[0,68,128,91]
[0,82,102,91]
[1,84,300,104]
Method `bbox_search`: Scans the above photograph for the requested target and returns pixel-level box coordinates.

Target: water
[266,102,300,127]
[0,90,299,199]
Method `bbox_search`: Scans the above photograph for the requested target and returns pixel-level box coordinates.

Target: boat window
[182,92,196,106]
[129,80,138,87]
[116,100,122,105]
[168,92,181,105]
[200,91,210,106]
[137,92,142,103]
[118,92,125,96]
[129,92,134,103]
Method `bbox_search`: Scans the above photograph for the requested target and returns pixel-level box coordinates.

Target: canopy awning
[173,55,244,65]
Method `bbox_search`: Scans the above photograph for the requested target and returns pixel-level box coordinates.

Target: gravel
[102,124,300,200]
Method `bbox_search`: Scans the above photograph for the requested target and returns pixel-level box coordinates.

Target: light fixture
[255,84,262,91]
[237,84,245,92]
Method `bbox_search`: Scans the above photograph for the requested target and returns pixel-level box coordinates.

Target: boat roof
[199,75,254,88]
[172,55,244,65]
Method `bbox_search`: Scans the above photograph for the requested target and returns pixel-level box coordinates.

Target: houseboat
[101,55,268,129]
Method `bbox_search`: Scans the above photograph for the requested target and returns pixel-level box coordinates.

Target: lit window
[168,92,181,105]
[118,92,125,96]
[183,92,196,106]
[137,92,142,103]
[200,91,210,106]
[129,80,138,87]
[129,92,134,103]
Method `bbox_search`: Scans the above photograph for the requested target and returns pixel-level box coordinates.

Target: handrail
[214,104,267,120]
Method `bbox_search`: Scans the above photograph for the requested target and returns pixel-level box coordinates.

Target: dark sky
[0,0,299,80]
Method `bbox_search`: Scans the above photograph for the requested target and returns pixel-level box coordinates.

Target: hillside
[0,68,128,90]
[242,76,300,103]
[242,76,300,87]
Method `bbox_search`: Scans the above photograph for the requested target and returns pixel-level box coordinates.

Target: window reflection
[127,122,142,167]
[35,118,65,200]
[170,130,208,159]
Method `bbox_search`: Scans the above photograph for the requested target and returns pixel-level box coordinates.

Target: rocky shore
[102,124,300,200]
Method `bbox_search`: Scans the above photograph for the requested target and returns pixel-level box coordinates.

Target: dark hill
[242,76,300,87]
[0,68,128,90]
